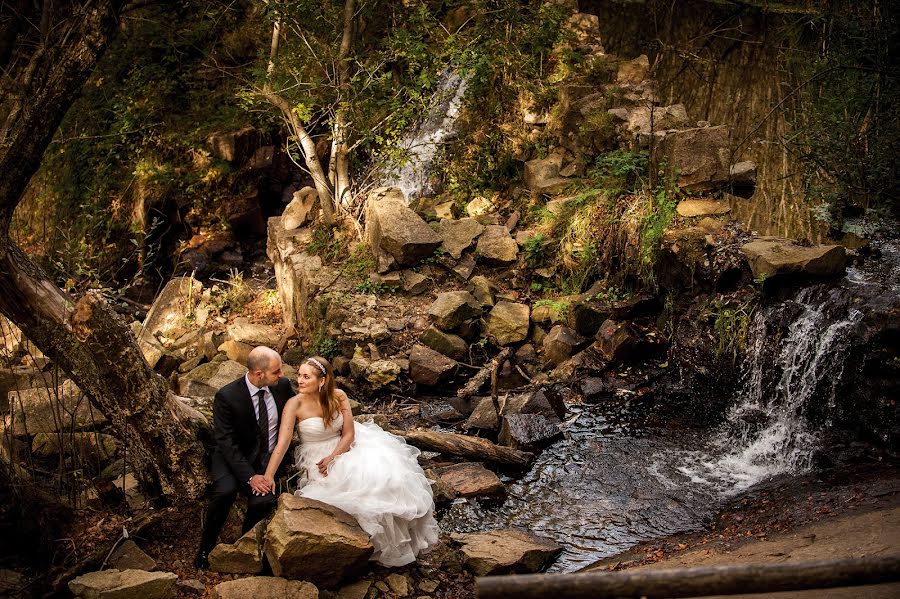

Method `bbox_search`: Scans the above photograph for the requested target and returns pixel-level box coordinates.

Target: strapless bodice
[296,414,343,444]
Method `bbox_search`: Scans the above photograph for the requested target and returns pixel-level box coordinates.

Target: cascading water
[679,288,866,492]
[382,70,468,202]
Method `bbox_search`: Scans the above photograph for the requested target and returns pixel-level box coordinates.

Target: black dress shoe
[194,551,210,570]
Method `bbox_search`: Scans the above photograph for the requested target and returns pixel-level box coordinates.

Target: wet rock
[283,187,318,230]
[452,529,562,575]
[227,318,281,348]
[409,345,457,386]
[485,302,530,345]
[265,495,373,587]
[212,577,318,599]
[499,413,563,451]
[616,52,650,83]
[551,345,608,381]
[657,125,731,192]
[365,188,442,267]
[6,380,106,436]
[676,198,731,218]
[595,319,640,362]
[578,376,608,400]
[400,270,430,295]
[424,468,457,505]
[428,291,482,331]
[210,521,264,574]
[420,326,468,361]
[475,225,519,266]
[69,569,177,599]
[467,275,496,307]
[107,540,157,571]
[438,218,484,259]
[177,360,248,399]
[742,238,846,279]
[542,325,582,366]
[434,462,505,498]
[465,397,500,431]
[32,432,117,461]
[506,389,564,419]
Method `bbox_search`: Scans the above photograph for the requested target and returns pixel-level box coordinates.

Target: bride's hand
[263,474,275,491]
[316,455,335,476]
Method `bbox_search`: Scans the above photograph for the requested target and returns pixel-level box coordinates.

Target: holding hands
[249,473,274,496]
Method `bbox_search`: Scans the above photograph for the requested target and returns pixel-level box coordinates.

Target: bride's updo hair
[306,356,339,428]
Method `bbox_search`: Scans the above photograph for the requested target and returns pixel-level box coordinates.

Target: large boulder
[365,187,442,268]
[68,569,177,599]
[226,318,282,348]
[434,462,505,498]
[6,380,106,436]
[138,277,204,347]
[177,360,248,399]
[428,291,482,331]
[475,225,519,266]
[209,522,264,574]
[452,529,562,575]
[420,326,468,361]
[485,302,530,346]
[212,577,318,599]
[437,218,485,259]
[409,345,457,386]
[657,125,731,192]
[742,238,846,279]
[264,495,373,588]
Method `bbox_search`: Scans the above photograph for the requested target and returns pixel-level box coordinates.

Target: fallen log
[457,347,512,401]
[401,430,533,467]
[476,556,900,599]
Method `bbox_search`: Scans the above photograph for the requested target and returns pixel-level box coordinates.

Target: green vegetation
[310,328,339,360]
[710,300,756,363]
[211,269,254,314]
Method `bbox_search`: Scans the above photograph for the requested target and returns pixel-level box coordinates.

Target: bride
[263,356,439,567]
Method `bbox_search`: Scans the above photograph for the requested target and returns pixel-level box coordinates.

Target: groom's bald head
[247,346,283,387]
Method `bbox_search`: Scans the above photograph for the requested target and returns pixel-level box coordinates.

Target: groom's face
[256,357,284,388]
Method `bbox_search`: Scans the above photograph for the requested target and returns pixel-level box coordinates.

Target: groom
[195,346,294,569]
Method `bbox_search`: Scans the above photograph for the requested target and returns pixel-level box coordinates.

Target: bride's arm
[264,396,299,488]
[317,390,355,475]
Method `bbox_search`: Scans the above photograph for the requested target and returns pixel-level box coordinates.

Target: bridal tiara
[308,357,327,376]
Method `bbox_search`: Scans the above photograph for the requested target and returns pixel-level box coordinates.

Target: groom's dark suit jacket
[212,375,294,484]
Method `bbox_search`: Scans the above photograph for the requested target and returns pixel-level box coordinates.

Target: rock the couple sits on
[197,346,438,569]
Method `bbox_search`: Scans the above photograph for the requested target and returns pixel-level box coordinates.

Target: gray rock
[452,529,562,576]
[467,276,496,307]
[595,319,640,362]
[616,54,649,85]
[542,325,582,366]
[428,291,482,331]
[742,238,846,279]
[365,188,442,266]
[657,125,731,192]
[409,345,457,386]
[451,253,476,281]
[420,326,468,361]
[226,317,281,348]
[264,495,373,588]
[138,277,204,349]
[177,579,206,594]
[283,187,318,230]
[177,360,248,398]
[434,462,505,498]
[212,577,318,599]
[400,270,430,295]
[485,302,530,346]
[465,397,499,431]
[107,540,157,572]
[438,218,484,260]
[218,339,253,364]
[499,413,563,451]
[475,226,519,266]
[69,569,177,599]
[6,380,106,436]
[210,521,264,574]
[524,153,563,191]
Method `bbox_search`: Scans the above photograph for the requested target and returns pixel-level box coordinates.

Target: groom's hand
[249,474,273,495]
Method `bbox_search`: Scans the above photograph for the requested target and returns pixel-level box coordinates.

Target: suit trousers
[199,451,278,555]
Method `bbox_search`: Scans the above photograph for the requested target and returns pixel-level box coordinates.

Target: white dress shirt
[245,374,278,453]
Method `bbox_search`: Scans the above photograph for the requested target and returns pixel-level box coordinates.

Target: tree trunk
[400,430,533,467]
[0,0,208,501]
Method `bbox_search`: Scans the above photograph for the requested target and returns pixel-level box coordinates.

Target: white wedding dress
[293,414,439,567]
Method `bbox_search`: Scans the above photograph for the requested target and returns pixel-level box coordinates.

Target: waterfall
[382,70,468,202]
[678,287,866,492]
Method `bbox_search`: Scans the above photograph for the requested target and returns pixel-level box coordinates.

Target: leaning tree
[0,0,207,501]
